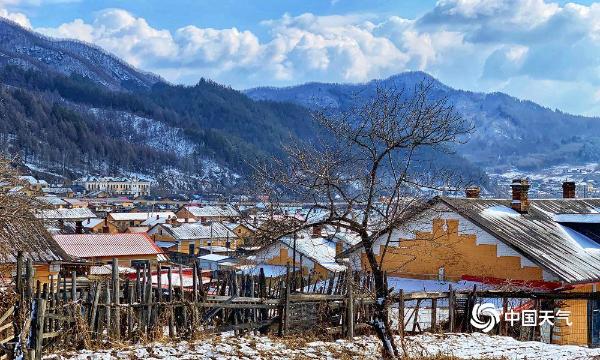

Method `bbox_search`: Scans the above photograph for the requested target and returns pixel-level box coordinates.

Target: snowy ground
[45,332,600,360]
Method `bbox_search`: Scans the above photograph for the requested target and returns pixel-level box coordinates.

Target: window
[189,243,195,255]
[131,260,150,269]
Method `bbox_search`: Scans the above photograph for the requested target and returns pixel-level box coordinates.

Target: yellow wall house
[251,230,348,280]
[343,181,600,347]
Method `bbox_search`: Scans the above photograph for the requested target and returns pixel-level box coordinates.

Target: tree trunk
[364,244,398,358]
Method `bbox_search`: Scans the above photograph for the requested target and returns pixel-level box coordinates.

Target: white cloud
[3,1,600,115]
[0,8,30,27]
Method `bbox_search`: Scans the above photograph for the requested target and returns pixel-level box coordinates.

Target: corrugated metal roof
[109,211,176,221]
[185,205,239,218]
[37,208,97,220]
[161,223,237,240]
[440,197,600,284]
[53,233,164,259]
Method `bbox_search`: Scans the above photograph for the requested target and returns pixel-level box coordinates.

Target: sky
[2,0,600,116]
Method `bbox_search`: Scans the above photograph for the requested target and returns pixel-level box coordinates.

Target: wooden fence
[0,254,377,360]
[3,254,597,359]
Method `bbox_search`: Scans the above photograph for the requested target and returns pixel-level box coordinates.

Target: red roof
[53,233,164,259]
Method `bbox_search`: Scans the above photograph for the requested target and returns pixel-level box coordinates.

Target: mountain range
[1,18,598,193]
[246,73,600,174]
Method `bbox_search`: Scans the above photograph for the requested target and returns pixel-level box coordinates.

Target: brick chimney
[312,224,323,238]
[510,179,530,213]
[75,220,83,234]
[562,181,576,199]
[335,241,343,256]
[465,186,481,199]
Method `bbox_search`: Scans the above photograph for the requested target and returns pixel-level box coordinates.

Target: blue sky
[3,0,600,116]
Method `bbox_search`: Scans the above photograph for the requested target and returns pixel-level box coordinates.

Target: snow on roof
[155,241,177,249]
[161,222,237,240]
[185,205,239,218]
[53,233,164,259]
[141,216,171,227]
[109,211,176,221]
[90,264,136,275]
[553,213,600,223]
[481,205,520,218]
[82,218,104,228]
[280,235,345,272]
[558,224,600,250]
[37,207,97,220]
[42,187,73,194]
[199,254,230,262]
[36,196,68,206]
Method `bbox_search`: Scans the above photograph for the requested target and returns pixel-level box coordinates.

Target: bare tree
[252,82,473,357]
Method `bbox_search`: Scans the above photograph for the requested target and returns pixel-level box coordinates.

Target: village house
[176,204,240,223]
[36,207,98,234]
[250,226,353,280]
[53,233,168,267]
[42,186,74,198]
[340,180,600,346]
[0,207,74,284]
[107,211,176,232]
[148,222,240,255]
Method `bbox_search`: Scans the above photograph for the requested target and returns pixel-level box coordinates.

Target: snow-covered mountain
[246,72,600,174]
[0,18,161,90]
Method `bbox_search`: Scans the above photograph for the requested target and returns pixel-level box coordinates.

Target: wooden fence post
[431,298,437,332]
[34,298,46,360]
[346,264,354,339]
[111,258,120,341]
[398,289,405,337]
[448,285,455,332]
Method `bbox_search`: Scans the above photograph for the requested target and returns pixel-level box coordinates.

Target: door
[590,299,600,347]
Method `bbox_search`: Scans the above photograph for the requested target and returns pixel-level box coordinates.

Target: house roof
[158,222,237,241]
[37,207,97,220]
[184,205,239,218]
[53,233,166,260]
[437,197,600,284]
[0,216,72,263]
[109,211,176,221]
[36,196,68,206]
[279,234,346,273]
[199,254,230,262]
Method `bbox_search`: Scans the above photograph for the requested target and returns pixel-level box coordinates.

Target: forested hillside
[0,65,316,191]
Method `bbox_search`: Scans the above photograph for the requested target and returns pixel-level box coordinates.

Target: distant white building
[77,176,150,197]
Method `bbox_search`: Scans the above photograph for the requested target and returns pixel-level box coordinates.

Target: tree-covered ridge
[0,66,315,179]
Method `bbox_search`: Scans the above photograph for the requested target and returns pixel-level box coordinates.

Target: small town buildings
[53,233,168,267]
[76,176,151,197]
[176,205,239,223]
[148,222,240,255]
